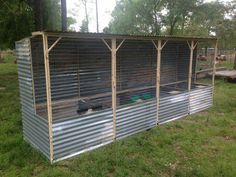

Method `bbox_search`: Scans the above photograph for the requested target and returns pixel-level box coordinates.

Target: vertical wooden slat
[156,40,161,124]
[111,38,117,140]
[42,33,54,163]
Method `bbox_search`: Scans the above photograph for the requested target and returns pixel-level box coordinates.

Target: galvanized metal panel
[116,99,157,139]
[16,38,50,160]
[52,108,113,161]
[159,91,189,124]
[190,86,213,114]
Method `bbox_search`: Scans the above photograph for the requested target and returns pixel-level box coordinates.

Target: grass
[0,54,236,177]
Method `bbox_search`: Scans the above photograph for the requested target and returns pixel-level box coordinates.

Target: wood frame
[42,33,54,163]
[187,40,198,91]
[32,31,217,42]
[42,33,63,163]
[29,32,217,162]
[102,38,125,141]
[152,40,168,124]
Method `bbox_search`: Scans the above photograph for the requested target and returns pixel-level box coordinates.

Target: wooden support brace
[116,39,126,51]
[48,37,62,53]
[101,38,112,51]
[42,33,54,163]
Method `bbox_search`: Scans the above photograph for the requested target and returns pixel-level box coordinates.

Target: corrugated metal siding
[159,92,189,124]
[16,35,213,162]
[16,38,50,159]
[116,99,157,139]
[52,108,113,161]
[190,86,213,114]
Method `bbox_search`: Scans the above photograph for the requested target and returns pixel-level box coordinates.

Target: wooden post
[156,40,161,124]
[42,33,54,163]
[61,0,67,31]
[111,38,117,140]
[152,40,167,124]
[101,38,125,140]
[212,41,218,87]
[187,40,198,114]
[187,40,198,91]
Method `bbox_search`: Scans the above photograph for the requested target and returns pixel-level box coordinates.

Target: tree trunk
[95,0,99,33]
[84,0,89,32]
[33,0,43,30]
[61,0,67,31]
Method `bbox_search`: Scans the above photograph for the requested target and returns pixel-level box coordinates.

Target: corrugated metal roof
[31,31,217,41]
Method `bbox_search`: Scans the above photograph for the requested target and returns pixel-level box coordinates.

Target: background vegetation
[0,0,236,49]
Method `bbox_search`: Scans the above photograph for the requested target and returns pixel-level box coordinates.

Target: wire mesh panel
[47,38,112,121]
[31,37,48,119]
[116,40,157,138]
[45,37,113,161]
[159,41,194,123]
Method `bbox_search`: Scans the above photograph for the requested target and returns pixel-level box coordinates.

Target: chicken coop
[16,31,217,163]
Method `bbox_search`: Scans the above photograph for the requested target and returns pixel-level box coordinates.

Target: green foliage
[108,0,164,35]
[0,0,77,49]
[108,0,236,49]
[0,0,34,49]
[80,19,89,32]
[162,0,200,35]
[1,57,236,176]
[42,0,61,31]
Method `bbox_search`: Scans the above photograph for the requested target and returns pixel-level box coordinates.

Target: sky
[67,0,116,32]
[67,0,231,32]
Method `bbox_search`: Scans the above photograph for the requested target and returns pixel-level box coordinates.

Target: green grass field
[0,55,236,177]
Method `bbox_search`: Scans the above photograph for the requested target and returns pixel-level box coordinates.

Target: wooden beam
[116,39,126,51]
[101,38,111,51]
[156,40,162,124]
[152,40,166,124]
[111,38,117,140]
[187,40,198,91]
[29,39,36,113]
[48,37,62,53]
[42,33,54,163]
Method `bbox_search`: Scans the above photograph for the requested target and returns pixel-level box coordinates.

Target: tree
[61,0,67,31]
[0,0,76,48]
[81,0,89,32]
[184,1,225,37]
[108,0,164,35]
[162,0,200,35]
[80,19,89,32]
[0,0,34,49]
